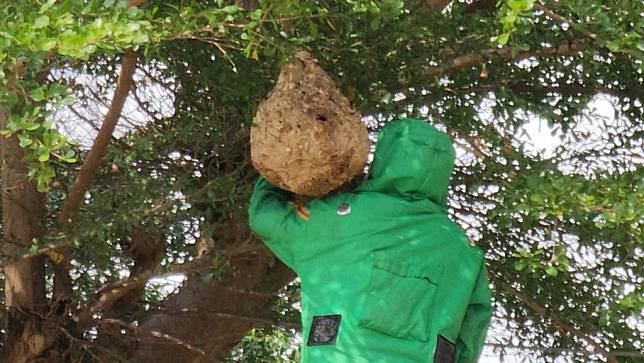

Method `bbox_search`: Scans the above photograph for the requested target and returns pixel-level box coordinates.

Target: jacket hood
[358,118,455,208]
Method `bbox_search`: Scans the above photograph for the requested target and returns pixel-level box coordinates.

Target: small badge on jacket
[307,315,342,346]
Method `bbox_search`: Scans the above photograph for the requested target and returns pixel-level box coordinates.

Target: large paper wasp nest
[251,51,370,197]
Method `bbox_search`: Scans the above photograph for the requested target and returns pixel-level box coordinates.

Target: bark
[0,108,49,362]
[129,245,295,362]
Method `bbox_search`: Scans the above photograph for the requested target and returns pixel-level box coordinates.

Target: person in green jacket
[249,118,492,363]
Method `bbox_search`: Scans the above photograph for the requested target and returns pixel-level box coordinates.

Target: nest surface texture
[251,51,370,197]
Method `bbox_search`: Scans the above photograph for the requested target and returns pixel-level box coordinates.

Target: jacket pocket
[358,252,443,341]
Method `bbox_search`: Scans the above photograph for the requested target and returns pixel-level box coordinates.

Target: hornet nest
[250,51,370,197]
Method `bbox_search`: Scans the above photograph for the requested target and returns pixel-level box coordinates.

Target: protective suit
[249,118,492,363]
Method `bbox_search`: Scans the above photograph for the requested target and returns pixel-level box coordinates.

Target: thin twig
[486,342,644,358]
[73,244,265,328]
[0,177,225,268]
[57,327,104,363]
[534,3,597,40]
[422,40,590,78]
[142,180,222,218]
[166,309,302,331]
[500,282,618,363]
[100,318,206,355]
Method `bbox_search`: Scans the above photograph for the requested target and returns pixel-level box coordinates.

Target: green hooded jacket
[249,118,492,363]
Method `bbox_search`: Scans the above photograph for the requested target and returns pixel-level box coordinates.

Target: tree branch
[73,244,265,329]
[73,257,199,330]
[100,318,206,356]
[130,244,295,362]
[533,3,597,40]
[161,309,302,331]
[500,282,619,363]
[58,51,138,225]
[486,342,644,358]
[456,81,640,100]
[0,177,223,268]
[49,50,138,302]
[422,40,590,78]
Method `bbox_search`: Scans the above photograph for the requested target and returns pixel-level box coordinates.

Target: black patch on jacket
[434,335,456,363]
[307,315,341,346]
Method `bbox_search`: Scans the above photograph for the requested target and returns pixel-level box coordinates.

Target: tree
[0,0,642,362]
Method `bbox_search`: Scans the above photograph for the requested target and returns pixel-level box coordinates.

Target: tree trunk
[129,246,295,362]
[0,108,49,362]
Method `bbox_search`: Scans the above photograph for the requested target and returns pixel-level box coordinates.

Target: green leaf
[503,13,517,24]
[7,116,25,131]
[221,5,239,14]
[26,123,40,131]
[546,265,559,277]
[42,119,53,130]
[29,243,40,253]
[103,0,115,8]
[30,88,46,102]
[36,179,49,192]
[606,41,621,52]
[64,149,76,159]
[38,152,50,162]
[39,0,56,13]
[18,135,33,147]
[497,33,510,45]
[127,6,138,17]
[250,9,262,21]
[370,17,381,31]
[40,39,57,51]
[33,15,50,29]
[62,95,76,105]
[507,0,529,11]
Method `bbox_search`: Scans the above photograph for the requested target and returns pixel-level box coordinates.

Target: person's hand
[288,200,310,220]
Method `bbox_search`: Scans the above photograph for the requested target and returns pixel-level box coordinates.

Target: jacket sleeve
[248,176,305,269]
[455,262,492,363]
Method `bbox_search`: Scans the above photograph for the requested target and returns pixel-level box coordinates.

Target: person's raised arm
[248,176,306,270]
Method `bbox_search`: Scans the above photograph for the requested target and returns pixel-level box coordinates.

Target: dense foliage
[0,0,642,362]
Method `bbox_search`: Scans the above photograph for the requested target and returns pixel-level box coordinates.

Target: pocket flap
[373,253,443,284]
